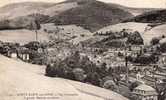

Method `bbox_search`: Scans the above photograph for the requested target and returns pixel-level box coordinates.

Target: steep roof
[135,84,156,92]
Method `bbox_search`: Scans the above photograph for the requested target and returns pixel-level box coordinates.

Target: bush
[127,31,144,45]
[151,37,160,45]
[85,72,101,86]
[45,51,98,78]
[72,68,85,82]
[103,80,118,92]
[24,41,40,51]
[159,42,166,53]
[129,81,140,91]
[134,54,159,64]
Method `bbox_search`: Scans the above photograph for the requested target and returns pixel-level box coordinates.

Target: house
[17,47,30,62]
[132,84,158,100]
[130,45,144,54]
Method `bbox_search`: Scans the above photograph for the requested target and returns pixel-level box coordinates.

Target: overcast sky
[0,0,166,8]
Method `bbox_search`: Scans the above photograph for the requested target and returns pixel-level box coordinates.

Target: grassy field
[0,29,49,45]
[0,54,128,100]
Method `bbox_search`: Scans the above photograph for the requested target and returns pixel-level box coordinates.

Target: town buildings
[132,84,158,100]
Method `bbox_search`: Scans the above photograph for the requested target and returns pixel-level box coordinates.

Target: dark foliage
[24,41,40,51]
[155,82,166,100]
[124,9,166,23]
[129,81,140,91]
[85,72,101,86]
[127,31,144,45]
[133,54,159,65]
[150,37,160,45]
[105,40,126,48]
[0,13,42,30]
[45,51,101,84]
[47,1,133,32]
[159,42,166,53]
[28,13,50,24]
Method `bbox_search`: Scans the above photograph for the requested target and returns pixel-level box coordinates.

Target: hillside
[0,1,80,30]
[0,0,133,31]
[0,2,54,19]
[96,22,166,45]
[0,0,161,32]
[108,3,159,16]
[124,9,166,23]
[143,24,166,45]
[42,23,93,44]
[42,2,78,16]
[97,22,149,33]
[0,55,128,100]
[96,21,166,46]
[0,29,49,45]
[47,0,133,32]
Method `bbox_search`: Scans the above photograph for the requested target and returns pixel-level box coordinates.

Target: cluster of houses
[0,36,165,100]
[80,43,166,100]
[0,41,30,61]
[132,84,158,100]
[0,41,46,63]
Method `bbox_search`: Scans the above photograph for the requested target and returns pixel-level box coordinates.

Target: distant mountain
[0,0,133,32]
[64,0,160,16]
[0,2,54,19]
[47,0,133,32]
[108,3,159,16]
[97,22,148,33]
[143,24,166,45]
[124,9,166,23]
[0,1,79,19]
[0,1,79,30]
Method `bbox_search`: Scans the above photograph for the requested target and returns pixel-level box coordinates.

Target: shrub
[134,54,159,64]
[159,42,166,53]
[24,41,40,51]
[85,72,101,86]
[151,37,160,45]
[127,31,144,45]
[103,80,118,92]
[129,81,140,91]
[72,68,85,82]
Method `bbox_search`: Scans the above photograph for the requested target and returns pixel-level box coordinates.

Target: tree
[85,72,101,86]
[72,68,85,82]
[159,42,166,53]
[134,54,159,65]
[151,37,160,45]
[30,18,41,41]
[155,79,166,100]
[103,80,118,92]
[63,51,97,73]
[24,41,40,51]
[120,29,129,37]
[45,51,98,83]
[112,73,121,92]
[96,62,108,78]
[45,64,56,77]
[127,31,144,45]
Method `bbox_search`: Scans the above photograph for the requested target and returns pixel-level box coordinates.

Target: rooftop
[135,84,156,92]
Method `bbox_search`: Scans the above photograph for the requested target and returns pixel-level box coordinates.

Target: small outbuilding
[17,47,30,62]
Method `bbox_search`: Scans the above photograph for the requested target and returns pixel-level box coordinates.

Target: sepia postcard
[0,0,166,100]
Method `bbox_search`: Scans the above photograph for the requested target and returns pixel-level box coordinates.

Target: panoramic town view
[0,0,166,100]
